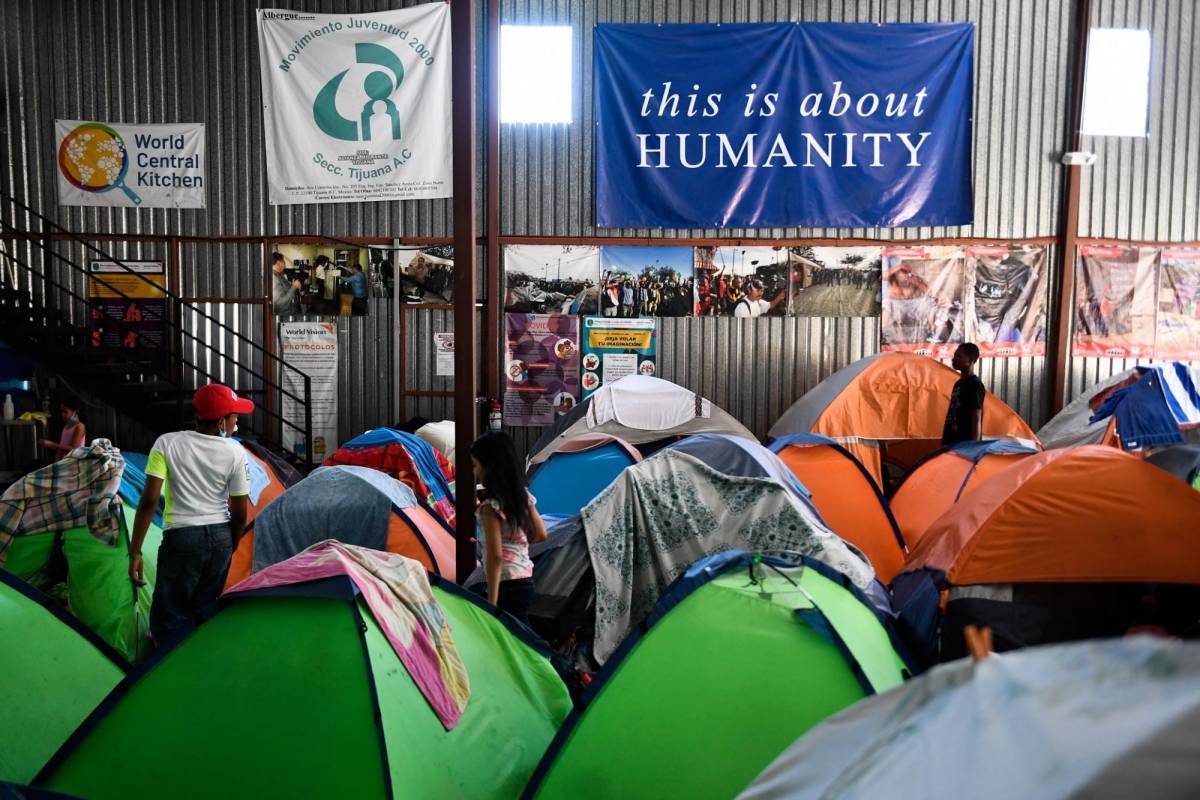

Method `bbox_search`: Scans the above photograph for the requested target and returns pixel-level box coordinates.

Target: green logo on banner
[313,43,405,142]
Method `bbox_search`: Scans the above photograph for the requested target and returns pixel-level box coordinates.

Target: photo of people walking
[789,247,883,317]
[694,247,791,317]
[599,246,695,318]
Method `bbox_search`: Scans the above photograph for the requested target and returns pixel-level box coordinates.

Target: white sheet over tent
[739,636,1200,800]
[415,420,456,463]
[528,376,756,465]
[1037,369,1136,449]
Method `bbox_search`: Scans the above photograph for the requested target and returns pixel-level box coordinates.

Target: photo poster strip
[1072,245,1159,359]
[880,245,966,358]
[965,243,1049,357]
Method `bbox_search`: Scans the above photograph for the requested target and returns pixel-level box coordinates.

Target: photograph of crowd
[272,242,379,316]
[398,246,456,304]
[694,247,791,317]
[504,245,601,314]
[789,247,883,317]
[881,246,967,357]
[599,246,695,318]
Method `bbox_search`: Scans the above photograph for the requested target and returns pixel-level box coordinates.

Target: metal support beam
[451,0,480,582]
[484,0,502,404]
[1048,0,1093,419]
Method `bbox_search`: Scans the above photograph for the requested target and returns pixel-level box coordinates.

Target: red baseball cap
[192,383,254,421]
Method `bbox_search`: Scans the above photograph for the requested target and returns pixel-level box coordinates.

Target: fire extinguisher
[488,400,502,432]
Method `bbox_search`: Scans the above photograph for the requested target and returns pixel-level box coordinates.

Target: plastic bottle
[3,394,14,421]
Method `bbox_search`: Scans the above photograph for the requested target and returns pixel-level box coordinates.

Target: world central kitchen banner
[56,120,205,208]
[257,4,451,205]
[595,23,974,228]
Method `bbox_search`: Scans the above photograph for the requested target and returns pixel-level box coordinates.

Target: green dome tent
[0,572,127,784]
[4,502,163,664]
[523,552,911,800]
[37,566,573,799]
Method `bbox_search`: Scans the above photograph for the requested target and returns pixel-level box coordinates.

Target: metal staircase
[0,193,314,469]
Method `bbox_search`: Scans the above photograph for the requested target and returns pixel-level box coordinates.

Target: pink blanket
[227,541,470,730]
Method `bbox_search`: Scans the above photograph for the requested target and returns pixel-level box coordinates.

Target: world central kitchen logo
[313,43,405,142]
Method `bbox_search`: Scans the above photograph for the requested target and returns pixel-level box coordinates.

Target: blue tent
[528,438,639,517]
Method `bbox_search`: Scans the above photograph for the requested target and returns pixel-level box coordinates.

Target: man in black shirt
[942,343,985,447]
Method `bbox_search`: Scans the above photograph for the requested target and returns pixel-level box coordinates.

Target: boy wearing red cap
[129,383,254,650]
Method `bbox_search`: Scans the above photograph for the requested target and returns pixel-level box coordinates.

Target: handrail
[0,256,309,438]
[1,192,310,385]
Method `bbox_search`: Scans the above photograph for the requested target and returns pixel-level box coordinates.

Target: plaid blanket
[0,439,126,565]
[324,443,458,528]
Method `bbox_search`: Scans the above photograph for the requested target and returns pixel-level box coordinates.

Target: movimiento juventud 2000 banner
[258,4,451,205]
[595,23,974,229]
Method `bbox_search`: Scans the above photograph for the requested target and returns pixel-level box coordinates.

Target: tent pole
[451,0,480,582]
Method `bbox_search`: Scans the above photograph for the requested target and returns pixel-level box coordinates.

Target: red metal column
[451,0,480,581]
[484,0,502,404]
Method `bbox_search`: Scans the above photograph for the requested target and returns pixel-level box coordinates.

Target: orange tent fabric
[891,448,1037,549]
[769,353,1037,485]
[226,503,456,589]
[772,438,906,583]
[243,448,287,524]
[901,446,1200,586]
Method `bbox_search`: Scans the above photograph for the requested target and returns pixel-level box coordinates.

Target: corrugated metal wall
[2,0,1197,446]
[498,0,1074,442]
[1064,0,1200,402]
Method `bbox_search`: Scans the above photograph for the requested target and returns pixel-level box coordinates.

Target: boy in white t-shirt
[129,383,253,650]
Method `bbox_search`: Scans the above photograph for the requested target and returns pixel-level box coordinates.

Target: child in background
[470,431,547,623]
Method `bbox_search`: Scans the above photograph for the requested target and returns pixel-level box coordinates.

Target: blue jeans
[149,523,233,651]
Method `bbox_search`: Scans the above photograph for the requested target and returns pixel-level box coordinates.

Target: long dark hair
[470,432,533,533]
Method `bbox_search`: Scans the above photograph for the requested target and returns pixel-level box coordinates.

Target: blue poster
[595,23,974,229]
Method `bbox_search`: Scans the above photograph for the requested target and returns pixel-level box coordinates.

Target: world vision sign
[257,4,450,205]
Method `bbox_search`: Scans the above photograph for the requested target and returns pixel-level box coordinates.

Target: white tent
[739,636,1200,800]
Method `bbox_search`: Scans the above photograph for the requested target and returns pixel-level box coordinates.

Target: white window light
[500,25,573,124]
[1080,28,1151,137]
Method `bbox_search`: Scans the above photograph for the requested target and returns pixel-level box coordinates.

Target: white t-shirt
[734,298,771,318]
[146,431,251,529]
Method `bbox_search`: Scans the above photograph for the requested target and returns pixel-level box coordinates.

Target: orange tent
[769,352,1037,486]
[889,440,1040,549]
[769,435,905,583]
[243,447,288,524]
[225,465,459,589]
[893,447,1200,666]
[902,446,1200,586]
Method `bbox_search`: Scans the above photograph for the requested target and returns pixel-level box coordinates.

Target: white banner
[55,120,206,208]
[257,5,451,205]
[280,321,339,462]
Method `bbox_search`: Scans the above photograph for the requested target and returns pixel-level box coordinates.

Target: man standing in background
[271,252,302,316]
[942,343,985,447]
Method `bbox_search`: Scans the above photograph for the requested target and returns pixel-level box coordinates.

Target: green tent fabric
[3,504,162,663]
[38,575,573,799]
[523,552,910,800]
[0,572,127,784]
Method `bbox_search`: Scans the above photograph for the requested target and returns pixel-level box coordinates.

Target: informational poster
[273,242,375,315]
[792,246,882,317]
[1156,250,1200,360]
[599,246,695,318]
[87,261,166,350]
[56,120,205,208]
[594,23,974,228]
[881,246,966,357]
[257,4,451,205]
[280,321,339,461]
[1073,246,1159,358]
[580,316,658,399]
[504,245,601,314]
[504,314,580,426]
[694,246,791,317]
[433,332,454,376]
[965,244,1049,357]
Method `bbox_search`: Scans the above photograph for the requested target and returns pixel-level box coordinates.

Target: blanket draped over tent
[228,541,470,730]
[581,450,874,663]
[0,440,125,563]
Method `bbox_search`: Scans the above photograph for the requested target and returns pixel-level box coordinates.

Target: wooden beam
[1048,0,1093,419]
[451,0,480,582]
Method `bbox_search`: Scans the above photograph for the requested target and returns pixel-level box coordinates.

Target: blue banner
[595,23,974,229]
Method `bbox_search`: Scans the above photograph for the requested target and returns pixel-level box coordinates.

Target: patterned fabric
[0,439,125,565]
[581,449,874,664]
[228,541,471,730]
[324,443,457,527]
